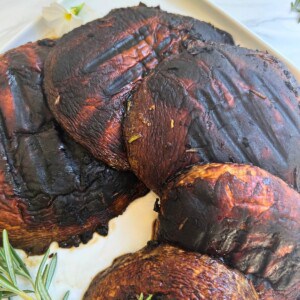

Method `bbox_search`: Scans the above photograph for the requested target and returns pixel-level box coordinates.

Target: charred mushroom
[156,163,300,299]
[124,41,300,194]
[44,5,234,170]
[84,243,258,299]
[0,41,147,254]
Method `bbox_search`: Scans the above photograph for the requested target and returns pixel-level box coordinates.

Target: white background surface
[0,0,300,69]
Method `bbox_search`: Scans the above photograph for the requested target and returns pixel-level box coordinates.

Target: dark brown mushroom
[44,4,234,170]
[84,243,258,300]
[0,40,148,255]
[156,163,300,299]
[124,41,300,194]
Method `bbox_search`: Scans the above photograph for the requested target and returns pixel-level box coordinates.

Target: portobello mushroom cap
[124,41,300,194]
[44,4,234,170]
[0,40,147,254]
[156,163,300,299]
[84,243,258,300]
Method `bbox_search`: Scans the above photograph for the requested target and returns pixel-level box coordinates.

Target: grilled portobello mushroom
[44,4,234,170]
[156,163,300,299]
[0,40,147,254]
[84,243,258,300]
[124,41,300,194]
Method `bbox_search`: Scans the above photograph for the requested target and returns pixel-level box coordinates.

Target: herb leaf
[0,229,68,300]
[291,0,300,22]
[0,274,33,300]
[2,230,17,285]
[70,3,85,16]
[63,290,70,300]
[45,253,57,289]
[10,246,31,280]
[137,293,153,300]
[35,248,52,300]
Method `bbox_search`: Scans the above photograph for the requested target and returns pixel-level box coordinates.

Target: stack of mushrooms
[0,5,299,299]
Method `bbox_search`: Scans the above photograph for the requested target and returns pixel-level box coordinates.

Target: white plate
[2,1,300,299]
[2,0,300,81]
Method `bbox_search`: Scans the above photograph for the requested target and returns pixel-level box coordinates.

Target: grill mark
[0,109,26,193]
[262,78,300,133]
[24,171,101,216]
[0,46,57,197]
[213,71,263,164]
[159,69,227,163]
[216,70,286,164]
[5,48,83,197]
[85,24,177,96]
[20,134,56,195]
[199,73,252,163]
[5,46,51,133]
[7,69,47,132]
[154,36,172,53]
[83,28,150,74]
[294,167,299,191]
[84,22,178,77]
[105,63,144,96]
[135,26,159,72]
[243,83,288,162]
[141,52,159,68]
[83,35,138,73]
[242,67,300,133]
[138,24,151,37]
[105,27,179,96]
[2,71,81,199]
[0,78,16,135]
[188,91,222,162]
[17,126,120,202]
[251,83,300,160]
[216,49,289,161]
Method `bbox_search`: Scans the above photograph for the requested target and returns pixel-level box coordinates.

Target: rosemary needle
[0,229,69,300]
[1,230,154,300]
[291,0,300,22]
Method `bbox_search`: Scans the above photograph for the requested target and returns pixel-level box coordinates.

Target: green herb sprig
[137,293,153,300]
[0,229,69,300]
[70,3,85,16]
[291,0,300,22]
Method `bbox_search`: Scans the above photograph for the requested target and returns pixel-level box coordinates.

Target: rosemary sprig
[0,229,69,300]
[291,0,300,22]
[62,291,70,300]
